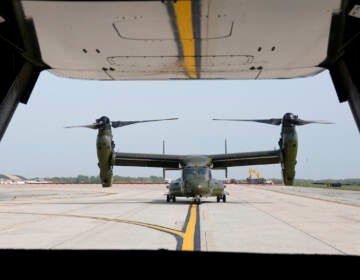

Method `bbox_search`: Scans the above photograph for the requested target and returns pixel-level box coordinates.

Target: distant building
[0,174,27,184]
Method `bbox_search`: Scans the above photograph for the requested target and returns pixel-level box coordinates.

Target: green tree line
[45,175,164,184]
[40,175,360,185]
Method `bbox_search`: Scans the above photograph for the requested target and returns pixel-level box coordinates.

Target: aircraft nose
[185,178,208,192]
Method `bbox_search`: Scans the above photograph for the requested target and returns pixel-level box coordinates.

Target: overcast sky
[0,69,358,181]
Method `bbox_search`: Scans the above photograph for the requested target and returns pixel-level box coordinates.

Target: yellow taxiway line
[0,203,199,251]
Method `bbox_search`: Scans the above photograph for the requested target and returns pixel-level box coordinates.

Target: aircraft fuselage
[166,165,227,203]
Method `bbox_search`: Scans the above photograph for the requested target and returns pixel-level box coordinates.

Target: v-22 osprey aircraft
[65,113,332,204]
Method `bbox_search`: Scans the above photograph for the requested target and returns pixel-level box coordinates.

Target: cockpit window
[198,167,210,177]
[182,167,210,179]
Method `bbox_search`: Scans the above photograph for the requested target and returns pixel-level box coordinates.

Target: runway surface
[0,183,359,255]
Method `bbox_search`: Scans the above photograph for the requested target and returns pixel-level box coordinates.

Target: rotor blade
[293,119,334,125]
[64,123,99,129]
[213,118,283,125]
[111,118,178,128]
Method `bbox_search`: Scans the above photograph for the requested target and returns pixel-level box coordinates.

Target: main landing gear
[216,194,226,203]
[166,194,176,202]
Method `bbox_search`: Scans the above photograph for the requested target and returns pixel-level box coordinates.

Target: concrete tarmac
[0,183,359,255]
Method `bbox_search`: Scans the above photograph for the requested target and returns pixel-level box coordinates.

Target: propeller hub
[283,112,298,127]
[96,116,111,129]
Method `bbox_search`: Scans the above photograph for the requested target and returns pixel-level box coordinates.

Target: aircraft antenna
[225,139,228,178]
[162,140,166,179]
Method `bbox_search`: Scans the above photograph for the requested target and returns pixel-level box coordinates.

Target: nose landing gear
[193,195,201,204]
[216,194,226,203]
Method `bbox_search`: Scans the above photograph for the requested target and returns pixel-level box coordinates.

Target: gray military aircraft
[65,112,331,204]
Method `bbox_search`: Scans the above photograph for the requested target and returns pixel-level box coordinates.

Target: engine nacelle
[96,129,114,187]
[279,127,298,185]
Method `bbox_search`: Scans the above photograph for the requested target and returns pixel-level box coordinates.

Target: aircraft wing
[1,0,360,142]
[114,150,281,169]
[18,0,342,81]
[209,150,281,168]
[114,152,184,169]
